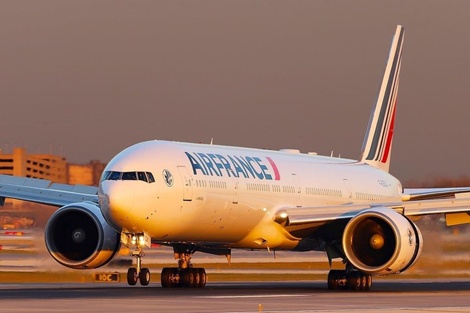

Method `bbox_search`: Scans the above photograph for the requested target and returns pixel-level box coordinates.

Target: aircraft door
[177,166,193,201]
[343,178,353,200]
[292,173,301,207]
[232,181,239,204]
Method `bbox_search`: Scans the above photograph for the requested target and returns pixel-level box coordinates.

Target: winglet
[360,25,404,172]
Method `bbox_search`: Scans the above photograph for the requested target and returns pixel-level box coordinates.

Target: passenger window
[122,172,137,180]
[137,172,148,182]
[146,172,155,183]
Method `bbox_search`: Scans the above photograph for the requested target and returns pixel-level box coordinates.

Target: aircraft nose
[99,181,135,230]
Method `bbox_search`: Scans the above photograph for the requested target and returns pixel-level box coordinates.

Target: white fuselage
[98,140,402,250]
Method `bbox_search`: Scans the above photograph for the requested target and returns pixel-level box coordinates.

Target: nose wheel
[126,261,151,286]
[125,233,151,286]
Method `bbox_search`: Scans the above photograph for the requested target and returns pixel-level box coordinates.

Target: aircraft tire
[161,267,176,288]
[127,267,138,286]
[364,275,372,290]
[197,268,207,288]
[139,268,150,286]
[327,270,339,290]
[193,269,201,287]
[348,272,362,291]
[181,268,195,287]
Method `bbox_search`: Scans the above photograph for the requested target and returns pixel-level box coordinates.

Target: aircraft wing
[402,187,470,200]
[276,194,470,230]
[0,174,98,207]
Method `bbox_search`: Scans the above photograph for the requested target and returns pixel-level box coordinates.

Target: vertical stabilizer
[360,25,404,172]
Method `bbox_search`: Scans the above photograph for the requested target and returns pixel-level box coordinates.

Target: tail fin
[360,25,404,172]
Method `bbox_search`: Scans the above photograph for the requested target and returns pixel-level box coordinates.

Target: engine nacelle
[45,201,121,269]
[342,207,423,275]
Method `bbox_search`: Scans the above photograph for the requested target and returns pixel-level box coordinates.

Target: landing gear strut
[327,269,372,291]
[125,233,151,286]
[160,245,207,288]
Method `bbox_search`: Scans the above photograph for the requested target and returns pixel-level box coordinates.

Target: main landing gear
[160,245,207,288]
[327,269,372,291]
[126,233,151,286]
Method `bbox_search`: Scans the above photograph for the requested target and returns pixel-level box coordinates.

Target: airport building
[0,147,106,229]
[0,147,68,183]
[68,160,106,186]
[0,147,106,186]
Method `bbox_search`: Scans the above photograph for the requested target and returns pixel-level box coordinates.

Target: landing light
[274,210,289,225]
[131,235,146,246]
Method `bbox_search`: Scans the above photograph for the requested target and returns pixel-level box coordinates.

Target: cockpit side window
[146,172,155,183]
[101,171,112,182]
[137,172,148,182]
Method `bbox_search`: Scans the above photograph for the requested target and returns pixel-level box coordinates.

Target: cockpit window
[122,172,137,180]
[146,172,155,183]
[101,171,111,182]
[109,171,122,180]
[102,171,155,183]
[137,172,148,182]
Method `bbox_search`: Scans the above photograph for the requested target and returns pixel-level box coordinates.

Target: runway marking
[196,294,312,299]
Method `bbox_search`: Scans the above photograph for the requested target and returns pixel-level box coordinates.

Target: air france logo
[185,152,280,180]
[407,229,413,246]
[162,169,174,187]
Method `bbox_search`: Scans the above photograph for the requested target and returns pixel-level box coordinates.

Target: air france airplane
[1,25,470,291]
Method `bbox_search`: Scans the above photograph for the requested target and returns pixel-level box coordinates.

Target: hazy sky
[1,1,470,183]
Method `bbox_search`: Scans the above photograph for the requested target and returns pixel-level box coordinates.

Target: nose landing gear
[124,233,151,286]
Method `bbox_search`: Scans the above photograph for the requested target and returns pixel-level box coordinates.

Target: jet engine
[45,201,121,269]
[342,207,423,275]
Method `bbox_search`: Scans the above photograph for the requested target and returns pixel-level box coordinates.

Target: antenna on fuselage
[210,138,213,145]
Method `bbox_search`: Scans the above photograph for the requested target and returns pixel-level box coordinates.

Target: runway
[1,280,470,312]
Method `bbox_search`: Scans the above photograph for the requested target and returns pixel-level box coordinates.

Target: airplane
[1,25,470,291]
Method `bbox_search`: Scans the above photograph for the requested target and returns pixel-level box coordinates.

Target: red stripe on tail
[380,100,397,163]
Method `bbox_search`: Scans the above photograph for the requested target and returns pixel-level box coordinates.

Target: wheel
[360,274,367,290]
[327,270,336,290]
[348,272,361,291]
[181,268,195,287]
[161,267,170,288]
[327,270,340,290]
[193,269,201,287]
[161,267,179,288]
[127,267,138,286]
[197,268,207,288]
[139,268,150,286]
[188,269,196,287]
[364,275,372,290]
